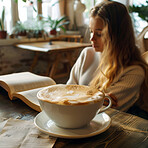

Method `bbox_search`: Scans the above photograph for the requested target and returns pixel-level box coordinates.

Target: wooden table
[0,87,148,148]
[16,41,91,79]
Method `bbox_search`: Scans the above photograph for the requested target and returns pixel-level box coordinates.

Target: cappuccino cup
[37,84,112,129]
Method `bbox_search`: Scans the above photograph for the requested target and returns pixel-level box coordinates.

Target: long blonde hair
[89,1,148,92]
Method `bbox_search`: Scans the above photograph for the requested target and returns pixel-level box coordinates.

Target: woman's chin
[93,47,103,52]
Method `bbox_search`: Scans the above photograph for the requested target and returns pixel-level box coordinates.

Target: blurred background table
[16,40,91,79]
[0,86,148,148]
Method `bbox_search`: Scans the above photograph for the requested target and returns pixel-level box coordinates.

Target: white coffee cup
[37,84,112,129]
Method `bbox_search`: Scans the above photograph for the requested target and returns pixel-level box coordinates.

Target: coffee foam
[38,84,104,105]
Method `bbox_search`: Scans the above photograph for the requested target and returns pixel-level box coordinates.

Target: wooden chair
[138,51,148,113]
[58,34,83,43]
[59,34,84,66]
[48,34,84,79]
[137,26,148,54]
[142,51,148,63]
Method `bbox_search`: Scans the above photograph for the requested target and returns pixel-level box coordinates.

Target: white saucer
[34,111,111,139]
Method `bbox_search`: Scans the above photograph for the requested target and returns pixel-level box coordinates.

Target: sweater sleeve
[107,66,145,111]
[67,47,100,85]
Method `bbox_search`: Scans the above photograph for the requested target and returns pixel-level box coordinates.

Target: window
[82,0,147,34]
[0,0,61,35]
[18,0,38,22]
[1,0,147,37]
[81,0,94,24]
[0,0,11,33]
[42,0,52,18]
[42,0,60,19]
[130,0,148,34]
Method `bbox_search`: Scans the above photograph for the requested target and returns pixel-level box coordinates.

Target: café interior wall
[0,45,48,75]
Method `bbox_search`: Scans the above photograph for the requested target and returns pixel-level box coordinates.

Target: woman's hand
[104,93,118,108]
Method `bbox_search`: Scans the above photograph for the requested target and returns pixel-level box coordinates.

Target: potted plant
[12,21,27,37]
[44,15,70,36]
[29,16,45,38]
[0,6,7,39]
[129,1,148,33]
[129,1,148,23]
[12,15,45,39]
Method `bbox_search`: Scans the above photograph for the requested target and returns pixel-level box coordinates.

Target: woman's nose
[90,33,95,41]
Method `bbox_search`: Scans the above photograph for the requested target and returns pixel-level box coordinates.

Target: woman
[67,1,148,118]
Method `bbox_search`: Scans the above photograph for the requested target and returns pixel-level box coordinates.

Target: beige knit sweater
[67,47,145,111]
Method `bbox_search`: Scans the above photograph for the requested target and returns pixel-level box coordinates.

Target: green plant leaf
[14,0,27,2]
[58,21,70,26]
[57,16,67,23]
[0,19,2,30]
[59,26,66,32]
[52,16,70,30]
[51,0,60,7]
[33,6,37,12]
[129,3,148,22]
[2,7,5,23]
[0,7,5,30]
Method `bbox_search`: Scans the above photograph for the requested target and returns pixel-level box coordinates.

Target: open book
[0,72,56,112]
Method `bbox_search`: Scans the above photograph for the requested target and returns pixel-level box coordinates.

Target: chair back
[138,51,148,112]
[137,26,148,53]
[142,51,148,63]
[51,34,84,79]
[59,34,83,43]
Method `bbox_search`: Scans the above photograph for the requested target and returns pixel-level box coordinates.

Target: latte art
[38,84,104,105]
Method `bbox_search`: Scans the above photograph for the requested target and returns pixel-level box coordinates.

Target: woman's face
[89,17,104,52]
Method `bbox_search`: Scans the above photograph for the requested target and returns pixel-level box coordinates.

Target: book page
[0,72,56,96]
[13,87,48,112]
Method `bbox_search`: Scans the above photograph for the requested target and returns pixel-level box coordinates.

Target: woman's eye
[90,32,102,38]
